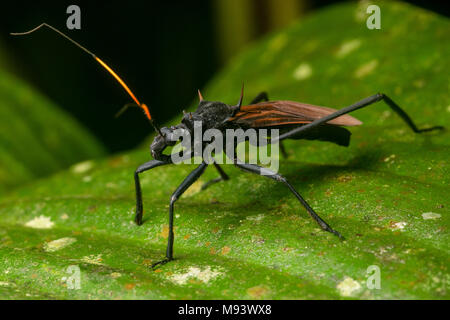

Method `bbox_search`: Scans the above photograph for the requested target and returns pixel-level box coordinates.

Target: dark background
[0,0,448,152]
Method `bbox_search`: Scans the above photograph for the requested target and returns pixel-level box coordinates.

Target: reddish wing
[228,100,362,128]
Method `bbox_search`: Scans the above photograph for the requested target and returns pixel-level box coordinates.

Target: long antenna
[11,23,161,134]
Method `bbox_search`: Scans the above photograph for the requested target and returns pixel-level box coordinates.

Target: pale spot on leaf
[383,154,396,162]
[71,160,94,174]
[336,39,362,58]
[337,277,361,297]
[168,266,223,285]
[0,281,16,287]
[81,254,104,265]
[422,212,441,220]
[25,215,54,229]
[293,63,313,80]
[354,59,378,78]
[246,214,265,222]
[390,221,407,231]
[44,237,77,252]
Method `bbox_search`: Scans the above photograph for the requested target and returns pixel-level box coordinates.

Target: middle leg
[201,162,230,191]
[235,161,343,239]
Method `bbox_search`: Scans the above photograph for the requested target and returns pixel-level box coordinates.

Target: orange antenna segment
[95,57,151,120]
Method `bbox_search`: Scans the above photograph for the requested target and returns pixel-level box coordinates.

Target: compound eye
[160,127,171,137]
[181,113,194,130]
[158,127,177,146]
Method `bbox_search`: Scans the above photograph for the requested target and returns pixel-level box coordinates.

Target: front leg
[134,159,171,225]
[152,162,208,268]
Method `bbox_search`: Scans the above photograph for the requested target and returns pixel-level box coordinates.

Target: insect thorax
[182,101,235,132]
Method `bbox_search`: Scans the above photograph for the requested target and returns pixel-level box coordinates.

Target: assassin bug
[12,24,444,268]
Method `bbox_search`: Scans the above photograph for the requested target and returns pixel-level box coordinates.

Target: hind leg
[275,93,444,142]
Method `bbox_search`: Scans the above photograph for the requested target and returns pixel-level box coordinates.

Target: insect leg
[234,162,344,239]
[380,94,444,133]
[276,93,444,142]
[152,162,208,268]
[201,163,230,191]
[279,140,288,158]
[134,159,172,225]
[250,92,269,104]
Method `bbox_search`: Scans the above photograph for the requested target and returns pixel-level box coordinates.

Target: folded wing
[229,100,362,127]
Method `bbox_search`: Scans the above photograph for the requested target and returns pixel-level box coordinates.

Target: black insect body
[137,89,443,267]
[12,24,444,269]
[150,96,238,162]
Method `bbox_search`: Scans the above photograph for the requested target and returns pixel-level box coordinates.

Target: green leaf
[0,70,106,194]
[0,1,448,299]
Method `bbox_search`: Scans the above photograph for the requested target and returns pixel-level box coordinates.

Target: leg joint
[170,194,178,204]
[274,174,287,183]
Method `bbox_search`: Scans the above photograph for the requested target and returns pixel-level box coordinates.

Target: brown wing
[228,100,362,128]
